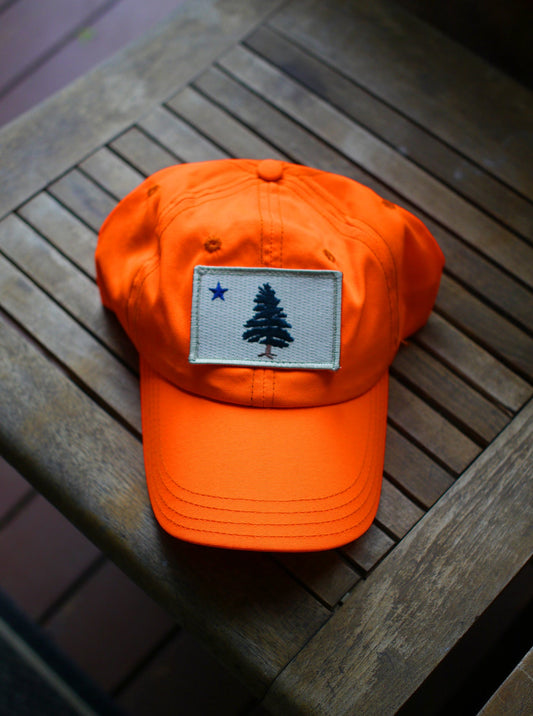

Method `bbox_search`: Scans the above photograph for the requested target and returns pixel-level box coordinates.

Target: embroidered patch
[189,266,342,370]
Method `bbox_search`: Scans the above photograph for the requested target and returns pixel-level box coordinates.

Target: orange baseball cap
[96,159,444,551]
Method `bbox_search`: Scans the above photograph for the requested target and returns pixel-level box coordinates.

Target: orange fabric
[140,359,388,551]
[96,159,444,551]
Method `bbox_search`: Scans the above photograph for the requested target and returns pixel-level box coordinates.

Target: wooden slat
[110,127,178,176]
[0,214,137,370]
[0,315,330,695]
[193,64,533,326]
[167,86,287,161]
[436,275,533,381]
[245,24,533,240]
[415,313,532,413]
[429,220,533,335]
[48,169,115,232]
[263,399,533,715]
[275,552,360,609]
[269,0,533,200]
[388,379,481,475]
[217,44,533,288]
[17,191,97,278]
[341,524,395,573]
[79,147,144,200]
[0,0,286,218]
[383,427,454,510]
[0,254,141,431]
[375,479,424,540]
[392,342,510,445]
[478,647,533,716]
[138,105,226,163]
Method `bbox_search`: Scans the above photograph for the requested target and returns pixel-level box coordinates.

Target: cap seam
[158,175,256,236]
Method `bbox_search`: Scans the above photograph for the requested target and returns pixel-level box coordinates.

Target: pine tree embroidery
[242,283,294,359]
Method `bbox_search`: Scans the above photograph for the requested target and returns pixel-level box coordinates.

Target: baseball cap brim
[140,358,388,552]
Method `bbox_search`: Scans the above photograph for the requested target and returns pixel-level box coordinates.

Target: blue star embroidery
[209,281,228,301]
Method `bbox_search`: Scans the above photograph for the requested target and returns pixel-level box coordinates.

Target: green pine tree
[242,283,294,359]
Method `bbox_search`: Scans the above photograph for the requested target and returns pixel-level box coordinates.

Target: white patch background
[189,266,342,370]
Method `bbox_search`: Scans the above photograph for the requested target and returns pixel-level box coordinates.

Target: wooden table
[1,1,532,712]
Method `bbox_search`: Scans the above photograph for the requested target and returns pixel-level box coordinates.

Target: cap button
[257,159,284,182]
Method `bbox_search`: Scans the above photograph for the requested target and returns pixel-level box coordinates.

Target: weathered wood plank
[375,479,424,540]
[0,0,286,218]
[48,169,115,232]
[167,86,287,161]
[17,191,97,278]
[415,313,532,413]
[275,552,360,609]
[428,219,533,335]
[0,214,137,369]
[341,524,395,574]
[138,105,226,163]
[383,426,454,510]
[217,44,533,288]
[263,399,533,715]
[110,127,178,176]
[194,65,533,327]
[80,147,144,200]
[436,275,533,381]
[0,315,330,695]
[269,0,533,199]
[388,379,481,475]
[0,254,141,430]
[245,24,533,240]
[392,342,510,444]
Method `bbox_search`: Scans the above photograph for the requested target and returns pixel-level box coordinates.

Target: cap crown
[96,159,444,408]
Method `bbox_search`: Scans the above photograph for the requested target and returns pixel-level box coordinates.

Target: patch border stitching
[189,266,342,370]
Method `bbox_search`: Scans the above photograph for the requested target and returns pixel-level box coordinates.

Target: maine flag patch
[189,266,342,370]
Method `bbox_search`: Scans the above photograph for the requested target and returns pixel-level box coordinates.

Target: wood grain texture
[0,253,141,429]
[383,426,454,510]
[245,24,533,240]
[197,61,533,313]
[0,316,329,695]
[138,105,227,164]
[388,379,481,474]
[17,191,98,278]
[436,275,533,381]
[80,146,144,200]
[110,127,178,176]
[415,313,531,413]
[167,86,287,161]
[270,0,533,199]
[392,342,509,444]
[218,44,533,288]
[263,399,533,715]
[0,0,286,218]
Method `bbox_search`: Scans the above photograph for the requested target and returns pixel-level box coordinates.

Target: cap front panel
[132,170,396,408]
